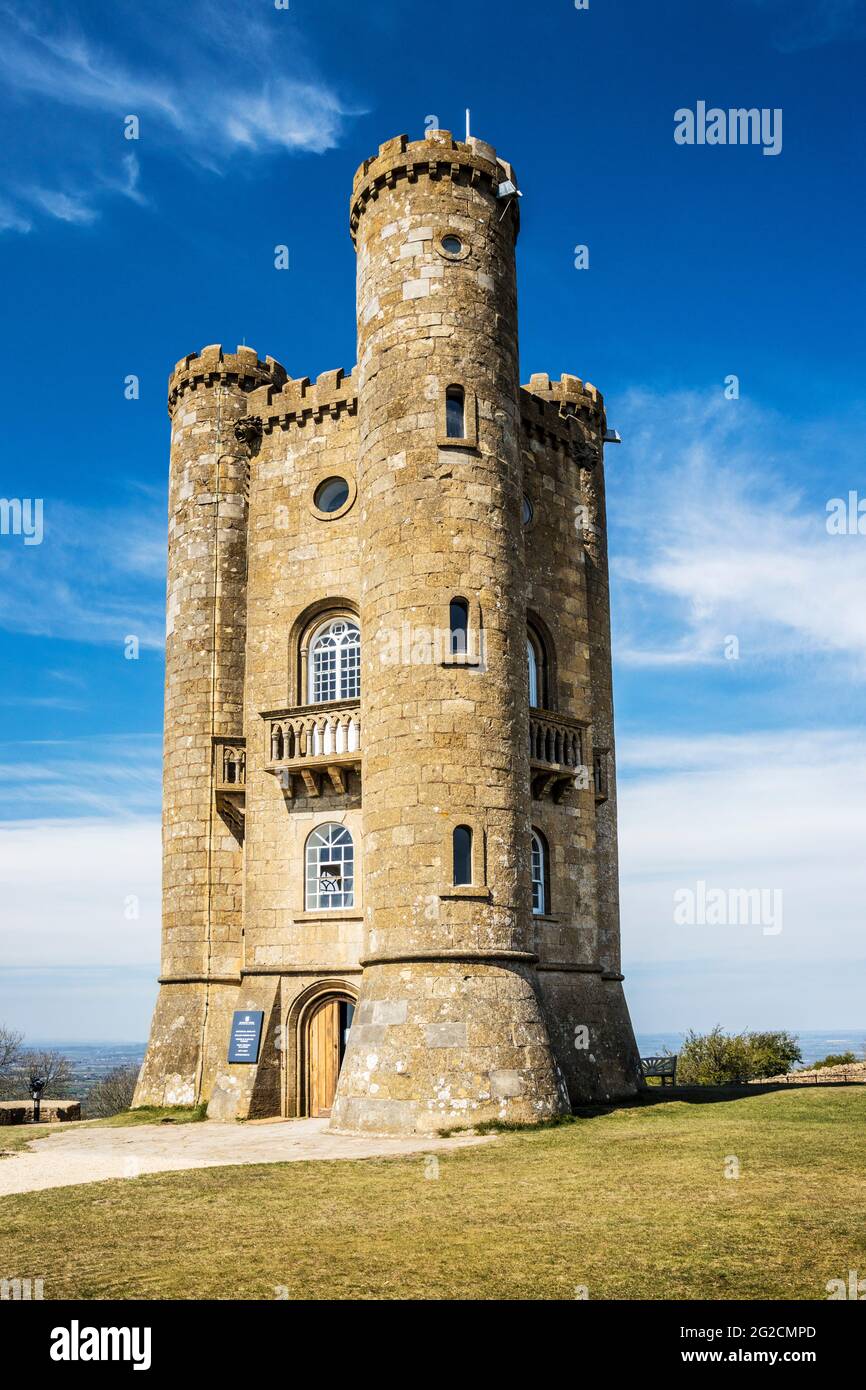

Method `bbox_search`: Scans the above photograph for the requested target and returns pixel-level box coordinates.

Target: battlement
[523,372,605,416]
[246,367,358,432]
[350,129,518,243]
[520,374,606,463]
[168,345,288,415]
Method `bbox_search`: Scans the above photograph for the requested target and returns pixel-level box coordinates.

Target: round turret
[331,131,568,1133]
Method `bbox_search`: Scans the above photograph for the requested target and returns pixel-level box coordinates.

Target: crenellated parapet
[520,373,606,465]
[350,129,519,243]
[167,344,288,416]
[245,367,358,434]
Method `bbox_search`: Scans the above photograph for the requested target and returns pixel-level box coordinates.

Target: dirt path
[0,1118,488,1196]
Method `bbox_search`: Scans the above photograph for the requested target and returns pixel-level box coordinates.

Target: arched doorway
[304,993,355,1118]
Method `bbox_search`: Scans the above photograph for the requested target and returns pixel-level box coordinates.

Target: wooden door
[308,998,341,1117]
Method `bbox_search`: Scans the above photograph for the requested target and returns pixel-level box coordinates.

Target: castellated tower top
[350,129,520,243]
[167,344,288,416]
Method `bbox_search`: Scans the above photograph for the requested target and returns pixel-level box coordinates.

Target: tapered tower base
[330,957,570,1135]
[537,970,643,1106]
[134,980,241,1109]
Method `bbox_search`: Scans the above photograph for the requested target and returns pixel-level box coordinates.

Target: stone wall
[0,1101,81,1124]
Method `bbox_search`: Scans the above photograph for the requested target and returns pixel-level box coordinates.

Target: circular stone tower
[330,131,568,1133]
[134,344,284,1108]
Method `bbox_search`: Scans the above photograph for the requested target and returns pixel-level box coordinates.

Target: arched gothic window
[309,618,360,704]
[305,824,355,911]
[527,626,548,708]
[527,637,539,707]
[531,829,549,916]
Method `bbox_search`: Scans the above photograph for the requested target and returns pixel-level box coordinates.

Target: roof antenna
[466,108,471,143]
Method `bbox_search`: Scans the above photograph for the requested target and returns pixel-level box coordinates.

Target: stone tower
[135,128,642,1130]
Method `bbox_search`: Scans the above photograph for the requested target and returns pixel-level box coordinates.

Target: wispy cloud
[27,186,98,224]
[0,815,160,968]
[742,0,866,51]
[0,734,162,819]
[608,389,866,677]
[0,2,360,234]
[0,196,31,233]
[0,495,166,650]
[618,727,866,981]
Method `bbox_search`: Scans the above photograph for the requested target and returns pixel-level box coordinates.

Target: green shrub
[676,1026,801,1085]
[812,1051,857,1070]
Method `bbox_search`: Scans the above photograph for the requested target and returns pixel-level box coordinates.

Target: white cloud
[0,735,161,819]
[609,390,866,677]
[99,152,146,206]
[0,3,360,233]
[619,728,866,965]
[0,497,166,650]
[743,0,866,51]
[0,197,31,233]
[0,816,160,968]
[27,187,98,224]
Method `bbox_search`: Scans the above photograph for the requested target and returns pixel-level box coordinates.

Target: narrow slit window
[527,637,539,707]
[531,830,548,915]
[450,598,469,656]
[593,751,607,798]
[453,825,473,886]
[445,385,465,439]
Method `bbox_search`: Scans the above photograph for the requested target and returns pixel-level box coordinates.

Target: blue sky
[0,0,864,1040]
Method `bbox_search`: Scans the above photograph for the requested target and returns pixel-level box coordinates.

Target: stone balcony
[529,711,590,802]
[213,737,246,837]
[264,698,361,797]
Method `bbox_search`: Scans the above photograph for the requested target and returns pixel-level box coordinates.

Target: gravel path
[0,1119,488,1196]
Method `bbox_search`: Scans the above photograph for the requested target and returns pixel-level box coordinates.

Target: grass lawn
[1,1087,863,1300]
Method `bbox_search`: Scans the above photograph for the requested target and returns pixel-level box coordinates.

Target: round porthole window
[522,494,534,527]
[314,477,350,514]
[441,234,463,256]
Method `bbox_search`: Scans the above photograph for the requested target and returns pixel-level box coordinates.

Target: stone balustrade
[265,699,361,797]
[529,711,589,802]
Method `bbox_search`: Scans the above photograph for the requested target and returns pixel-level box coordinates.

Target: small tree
[84,1064,139,1119]
[14,1049,73,1099]
[0,1024,24,1099]
[744,1030,802,1079]
[0,1032,76,1102]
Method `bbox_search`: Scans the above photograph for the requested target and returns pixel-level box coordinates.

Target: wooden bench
[640,1056,678,1086]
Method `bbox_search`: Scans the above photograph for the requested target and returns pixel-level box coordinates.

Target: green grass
[1,1087,863,1300]
[0,1123,59,1156]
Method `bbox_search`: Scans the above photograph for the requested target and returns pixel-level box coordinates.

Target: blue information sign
[228,1010,264,1064]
